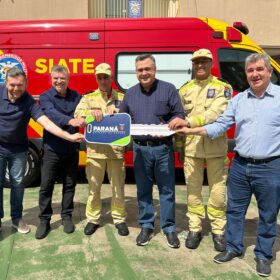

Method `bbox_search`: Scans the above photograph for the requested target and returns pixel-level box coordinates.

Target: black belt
[134,139,172,147]
[235,152,280,164]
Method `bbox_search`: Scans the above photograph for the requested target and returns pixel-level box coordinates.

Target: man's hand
[175,127,193,135]
[68,117,86,128]
[175,126,207,136]
[168,117,189,130]
[68,133,85,143]
[92,109,103,122]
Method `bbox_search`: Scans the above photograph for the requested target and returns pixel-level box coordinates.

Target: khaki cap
[95,63,112,76]
[191,49,213,61]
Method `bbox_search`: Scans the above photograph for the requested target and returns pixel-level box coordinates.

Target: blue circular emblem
[0,53,27,84]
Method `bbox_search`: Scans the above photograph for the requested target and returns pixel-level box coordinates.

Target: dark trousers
[39,149,79,221]
[226,156,280,260]
[133,143,176,233]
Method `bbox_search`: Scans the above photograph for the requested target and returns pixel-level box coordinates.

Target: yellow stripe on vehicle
[79,151,87,166]
[29,119,43,137]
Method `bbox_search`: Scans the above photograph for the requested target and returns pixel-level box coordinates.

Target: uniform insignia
[115,99,122,108]
[207,89,215,98]
[224,87,232,99]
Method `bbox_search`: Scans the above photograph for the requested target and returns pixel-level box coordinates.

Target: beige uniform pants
[184,156,228,234]
[85,158,126,224]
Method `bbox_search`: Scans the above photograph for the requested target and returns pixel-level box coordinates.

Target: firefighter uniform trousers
[178,75,232,234]
[86,157,126,224]
[74,88,126,225]
[184,156,228,234]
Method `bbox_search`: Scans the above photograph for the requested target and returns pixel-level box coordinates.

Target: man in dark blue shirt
[35,65,85,239]
[120,54,185,248]
[0,67,84,235]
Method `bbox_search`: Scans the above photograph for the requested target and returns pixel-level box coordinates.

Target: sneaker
[12,218,30,234]
[185,231,202,249]
[84,222,99,235]
[35,220,51,239]
[62,218,75,234]
[115,222,129,236]
[165,231,180,248]
[136,228,154,246]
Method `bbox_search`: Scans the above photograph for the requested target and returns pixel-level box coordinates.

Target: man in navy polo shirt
[0,67,84,234]
[36,65,85,239]
[119,54,185,248]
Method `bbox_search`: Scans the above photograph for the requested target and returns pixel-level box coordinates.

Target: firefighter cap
[191,49,213,61]
[95,63,112,76]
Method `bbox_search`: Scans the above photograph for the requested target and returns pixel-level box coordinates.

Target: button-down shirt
[205,83,280,159]
[119,79,185,141]
[39,87,81,153]
[0,85,44,154]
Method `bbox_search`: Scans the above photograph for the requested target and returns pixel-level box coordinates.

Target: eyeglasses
[136,67,154,73]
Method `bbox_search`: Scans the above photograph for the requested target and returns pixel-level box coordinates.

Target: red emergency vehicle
[0,17,279,186]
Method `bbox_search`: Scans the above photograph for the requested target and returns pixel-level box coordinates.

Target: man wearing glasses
[120,54,185,248]
[171,49,232,251]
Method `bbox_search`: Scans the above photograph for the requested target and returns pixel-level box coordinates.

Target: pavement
[0,170,280,280]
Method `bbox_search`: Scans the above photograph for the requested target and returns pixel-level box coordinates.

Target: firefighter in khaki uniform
[74,63,129,236]
[175,49,232,251]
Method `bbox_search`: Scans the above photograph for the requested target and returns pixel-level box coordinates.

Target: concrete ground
[0,170,280,280]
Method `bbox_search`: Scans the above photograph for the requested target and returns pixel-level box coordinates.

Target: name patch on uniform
[224,87,232,99]
[207,89,215,98]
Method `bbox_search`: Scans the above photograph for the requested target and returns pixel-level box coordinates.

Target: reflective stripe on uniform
[193,115,204,127]
[188,204,205,215]
[208,206,226,218]
[86,204,100,212]
[112,208,126,216]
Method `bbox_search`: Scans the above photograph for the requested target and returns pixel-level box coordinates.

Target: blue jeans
[133,142,176,233]
[226,156,280,260]
[0,151,28,220]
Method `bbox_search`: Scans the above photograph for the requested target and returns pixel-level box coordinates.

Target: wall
[0,0,88,20]
[179,0,280,57]
[0,0,279,57]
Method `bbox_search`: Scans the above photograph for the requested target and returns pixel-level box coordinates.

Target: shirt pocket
[154,101,170,116]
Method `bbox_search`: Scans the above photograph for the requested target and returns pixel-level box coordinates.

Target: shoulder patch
[212,77,233,99]
[224,86,232,99]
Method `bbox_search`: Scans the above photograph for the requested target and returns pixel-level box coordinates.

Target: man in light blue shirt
[170,53,280,277]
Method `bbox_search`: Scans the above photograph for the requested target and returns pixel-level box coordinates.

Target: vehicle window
[116,53,192,90]
[218,49,252,92]
[218,48,280,92]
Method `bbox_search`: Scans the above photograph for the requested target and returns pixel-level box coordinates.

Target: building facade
[0,0,279,59]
